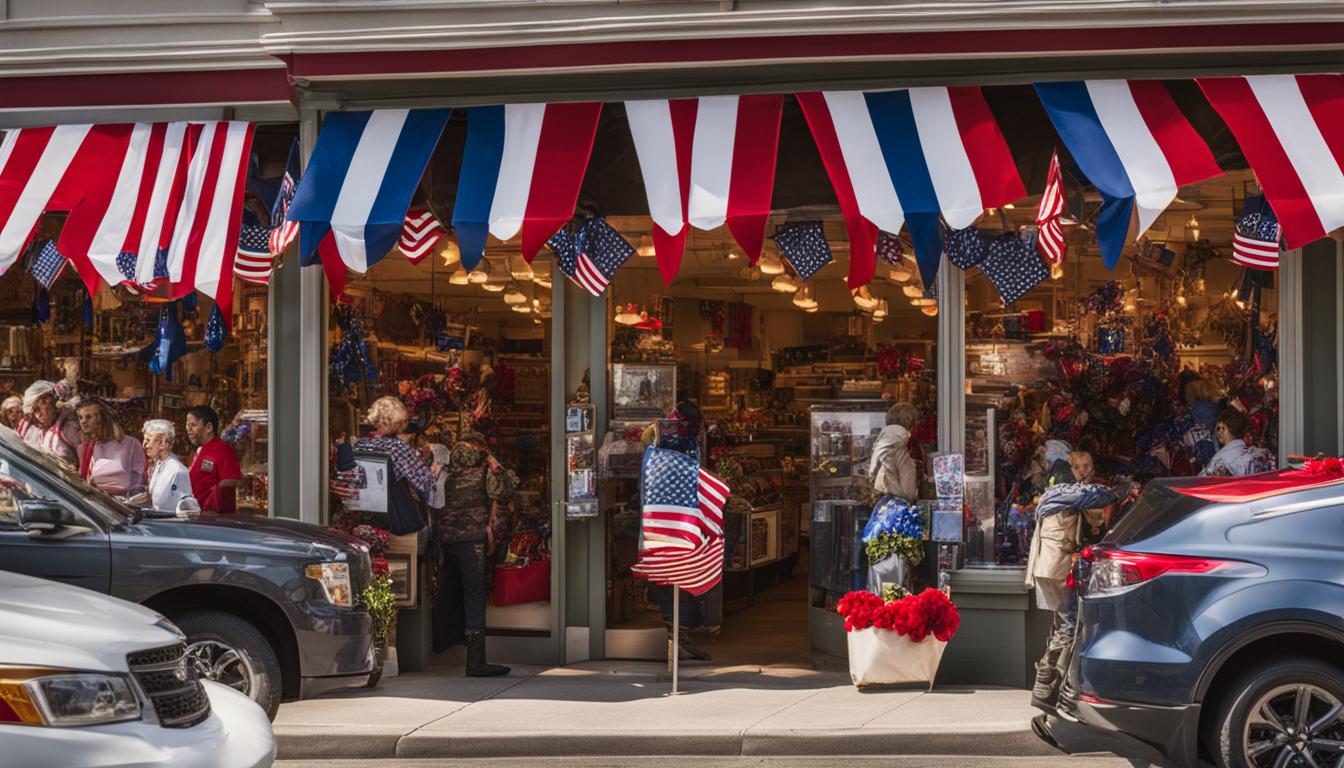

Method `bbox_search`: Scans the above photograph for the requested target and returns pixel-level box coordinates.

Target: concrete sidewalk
[273,661,1071,761]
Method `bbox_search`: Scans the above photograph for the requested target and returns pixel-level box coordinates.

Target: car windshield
[0,424,137,521]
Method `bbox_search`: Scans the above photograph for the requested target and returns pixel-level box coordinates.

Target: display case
[232,409,269,514]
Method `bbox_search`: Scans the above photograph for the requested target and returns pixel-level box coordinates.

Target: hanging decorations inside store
[546,217,635,297]
[944,224,987,269]
[329,305,379,398]
[236,221,276,285]
[1197,74,1344,249]
[204,305,227,353]
[1033,80,1222,269]
[27,239,68,290]
[0,121,255,323]
[1035,149,1069,270]
[451,103,603,269]
[291,109,452,274]
[1231,194,1283,270]
[979,231,1049,305]
[268,140,302,259]
[398,206,448,264]
[770,220,832,279]
[626,95,784,284]
[795,86,1025,289]
[144,301,188,380]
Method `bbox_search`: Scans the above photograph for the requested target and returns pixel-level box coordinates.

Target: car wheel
[173,610,282,720]
[1213,657,1344,768]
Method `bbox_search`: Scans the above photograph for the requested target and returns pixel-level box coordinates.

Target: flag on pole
[27,240,67,290]
[269,139,301,256]
[625,95,783,284]
[631,447,729,596]
[547,218,634,297]
[1036,150,1067,265]
[398,207,447,264]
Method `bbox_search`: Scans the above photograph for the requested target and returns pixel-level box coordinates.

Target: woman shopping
[76,398,147,496]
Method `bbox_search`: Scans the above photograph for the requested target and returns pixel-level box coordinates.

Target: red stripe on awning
[0,68,291,111]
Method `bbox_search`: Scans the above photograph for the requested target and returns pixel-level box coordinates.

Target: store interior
[331,105,1275,664]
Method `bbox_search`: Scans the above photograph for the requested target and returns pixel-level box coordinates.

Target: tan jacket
[1025,508,1080,588]
[869,425,919,502]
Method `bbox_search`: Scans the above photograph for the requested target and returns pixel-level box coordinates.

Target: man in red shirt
[186,406,241,515]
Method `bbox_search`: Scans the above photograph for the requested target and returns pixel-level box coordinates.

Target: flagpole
[671,586,680,695]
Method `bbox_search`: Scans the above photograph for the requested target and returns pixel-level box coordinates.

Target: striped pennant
[398,207,447,264]
[1035,150,1067,265]
[1034,80,1222,269]
[1197,74,1344,250]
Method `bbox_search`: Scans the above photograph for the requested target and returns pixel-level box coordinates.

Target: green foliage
[865,532,925,567]
[881,583,910,602]
[360,575,398,639]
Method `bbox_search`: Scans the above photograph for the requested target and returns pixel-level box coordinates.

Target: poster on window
[343,452,391,514]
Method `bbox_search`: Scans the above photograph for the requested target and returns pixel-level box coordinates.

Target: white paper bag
[845,627,947,688]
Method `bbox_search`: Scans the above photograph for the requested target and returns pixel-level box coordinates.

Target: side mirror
[175,496,201,516]
[18,499,79,534]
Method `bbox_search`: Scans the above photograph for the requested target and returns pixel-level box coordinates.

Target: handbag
[387,477,427,536]
[492,559,550,606]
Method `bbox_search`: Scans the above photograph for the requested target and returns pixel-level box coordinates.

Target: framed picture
[386,553,417,608]
[611,364,676,417]
[343,452,391,514]
[748,508,780,567]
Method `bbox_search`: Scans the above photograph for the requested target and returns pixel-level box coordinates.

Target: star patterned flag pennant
[770,220,832,280]
[204,304,227,352]
[398,207,448,264]
[547,217,634,297]
[632,446,730,596]
[235,222,275,285]
[1232,194,1282,271]
[876,233,903,267]
[27,240,68,290]
[981,233,1048,304]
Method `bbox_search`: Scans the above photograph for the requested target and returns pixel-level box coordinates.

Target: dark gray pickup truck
[0,426,373,719]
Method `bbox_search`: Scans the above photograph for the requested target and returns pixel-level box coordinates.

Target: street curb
[275,726,1055,760]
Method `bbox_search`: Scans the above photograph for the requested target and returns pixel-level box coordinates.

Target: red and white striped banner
[626,95,783,285]
[1035,150,1067,265]
[398,207,447,264]
[1197,74,1344,250]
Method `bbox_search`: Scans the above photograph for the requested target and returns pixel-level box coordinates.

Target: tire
[1211,656,1344,768]
[173,610,282,720]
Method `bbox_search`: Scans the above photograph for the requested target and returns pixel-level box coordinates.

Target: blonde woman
[75,398,146,496]
[354,396,433,504]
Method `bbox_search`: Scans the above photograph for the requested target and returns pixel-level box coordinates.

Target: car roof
[1165,469,1344,504]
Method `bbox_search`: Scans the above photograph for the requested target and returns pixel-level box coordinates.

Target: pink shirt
[83,435,147,495]
[17,414,80,466]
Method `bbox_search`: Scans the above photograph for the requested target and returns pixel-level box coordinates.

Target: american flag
[27,240,67,290]
[398,207,447,264]
[547,218,634,297]
[115,248,168,294]
[1035,150,1067,265]
[269,140,301,257]
[236,222,275,285]
[1232,194,1281,271]
[771,220,832,279]
[631,447,729,596]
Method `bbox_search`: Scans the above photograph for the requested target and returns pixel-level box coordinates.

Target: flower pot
[846,627,947,689]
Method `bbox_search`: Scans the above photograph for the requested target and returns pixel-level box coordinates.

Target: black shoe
[1032,714,1065,753]
[465,631,510,677]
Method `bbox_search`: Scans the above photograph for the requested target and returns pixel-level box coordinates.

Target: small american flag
[1232,194,1281,271]
[548,218,634,297]
[268,140,301,257]
[235,222,275,285]
[631,447,729,596]
[398,207,447,264]
[771,220,832,279]
[27,240,67,290]
[1035,150,1067,265]
[115,248,167,294]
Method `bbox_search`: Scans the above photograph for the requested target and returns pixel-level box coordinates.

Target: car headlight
[306,562,353,607]
[0,670,141,726]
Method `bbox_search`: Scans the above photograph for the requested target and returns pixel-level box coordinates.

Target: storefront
[2,1,1342,683]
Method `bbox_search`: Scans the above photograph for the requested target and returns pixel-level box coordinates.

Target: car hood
[0,570,180,672]
[131,513,366,560]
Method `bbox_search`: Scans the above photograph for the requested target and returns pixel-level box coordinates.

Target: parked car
[0,426,373,719]
[1065,471,1344,768]
[0,568,275,767]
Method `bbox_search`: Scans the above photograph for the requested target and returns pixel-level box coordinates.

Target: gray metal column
[937,258,966,455]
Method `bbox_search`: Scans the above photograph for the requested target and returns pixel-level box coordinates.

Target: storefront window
[962,169,1279,566]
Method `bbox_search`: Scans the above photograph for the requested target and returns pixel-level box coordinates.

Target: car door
[0,456,112,593]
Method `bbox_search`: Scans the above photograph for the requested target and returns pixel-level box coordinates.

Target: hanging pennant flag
[398,207,447,264]
[204,304,227,352]
[452,103,602,271]
[48,121,255,325]
[269,138,301,256]
[981,232,1049,304]
[235,221,275,285]
[27,240,67,290]
[1197,74,1344,249]
[1034,80,1221,269]
[547,217,634,297]
[797,86,1024,289]
[626,95,783,284]
[290,109,451,274]
[770,220,832,279]
[1232,194,1283,270]
[631,446,730,596]
[1036,150,1068,265]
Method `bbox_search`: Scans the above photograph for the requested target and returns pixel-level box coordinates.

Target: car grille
[127,643,211,728]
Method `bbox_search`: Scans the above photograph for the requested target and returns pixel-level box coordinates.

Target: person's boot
[665,623,711,662]
[1031,648,1061,713]
[465,630,509,677]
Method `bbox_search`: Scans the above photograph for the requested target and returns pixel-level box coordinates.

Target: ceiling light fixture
[792,282,818,310]
[441,237,461,268]
[852,286,879,311]
[509,254,535,281]
[771,274,800,293]
[449,268,471,285]
[921,305,939,317]
[636,237,656,258]
[902,284,924,298]
[503,284,528,305]
[759,253,786,276]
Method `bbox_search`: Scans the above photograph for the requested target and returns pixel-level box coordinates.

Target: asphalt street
[276,758,1162,768]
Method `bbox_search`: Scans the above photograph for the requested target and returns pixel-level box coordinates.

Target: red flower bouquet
[837,588,961,643]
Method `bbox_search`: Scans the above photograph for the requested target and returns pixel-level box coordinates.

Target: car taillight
[1085,550,1251,597]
